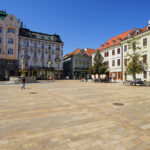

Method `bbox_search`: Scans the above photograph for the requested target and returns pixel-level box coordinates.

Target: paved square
[0,81,150,150]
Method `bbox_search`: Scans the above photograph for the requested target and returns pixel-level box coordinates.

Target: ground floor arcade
[19,68,63,80]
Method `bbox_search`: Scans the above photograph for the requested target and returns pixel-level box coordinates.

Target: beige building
[0,10,19,80]
[122,21,150,81]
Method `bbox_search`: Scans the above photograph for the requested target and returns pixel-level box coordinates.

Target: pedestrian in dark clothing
[21,77,26,90]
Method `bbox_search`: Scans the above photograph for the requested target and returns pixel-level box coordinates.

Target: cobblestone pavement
[0,80,150,150]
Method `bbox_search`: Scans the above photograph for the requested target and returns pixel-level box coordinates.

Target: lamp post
[48,61,51,80]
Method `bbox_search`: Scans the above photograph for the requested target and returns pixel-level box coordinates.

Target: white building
[92,28,136,81]
[19,27,63,79]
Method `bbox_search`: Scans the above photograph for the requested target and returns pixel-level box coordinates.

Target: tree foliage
[125,34,147,80]
[90,50,108,75]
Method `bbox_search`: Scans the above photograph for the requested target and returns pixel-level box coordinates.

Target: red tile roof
[64,48,95,58]
[97,29,134,51]
[139,26,147,33]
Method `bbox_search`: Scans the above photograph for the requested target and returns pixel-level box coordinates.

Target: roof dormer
[112,40,116,44]
[127,33,131,38]
[117,38,121,42]
[136,30,139,35]
[147,20,150,30]
[105,42,109,46]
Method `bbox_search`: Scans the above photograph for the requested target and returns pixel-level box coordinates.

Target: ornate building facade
[19,27,63,79]
[0,10,19,80]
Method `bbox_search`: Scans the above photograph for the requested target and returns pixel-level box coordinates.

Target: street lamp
[48,61,52,80]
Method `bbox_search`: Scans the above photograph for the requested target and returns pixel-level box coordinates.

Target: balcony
[55,58,61,63]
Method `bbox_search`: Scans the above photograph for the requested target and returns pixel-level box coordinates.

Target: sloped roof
[139,26,147,33]
[84,48,96,56]
[19,28,63,43]
[64,48,95,58]
[97,29,135,50]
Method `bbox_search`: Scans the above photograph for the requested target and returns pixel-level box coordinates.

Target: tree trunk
[133,72,136,86]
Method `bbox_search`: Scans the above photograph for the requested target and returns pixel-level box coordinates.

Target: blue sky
[1,0,150,55]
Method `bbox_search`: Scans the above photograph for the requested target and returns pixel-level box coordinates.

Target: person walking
[21,77,26,90]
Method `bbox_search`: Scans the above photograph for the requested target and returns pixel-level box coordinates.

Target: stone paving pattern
[0,80,150,150]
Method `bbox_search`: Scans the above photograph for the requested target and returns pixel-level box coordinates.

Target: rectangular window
[0,48,1,53]
[49,54,51,58]
[41,43,44,49]
[34,52,37,57]
[104,52,109,57]
[112,60,115,66]
[124,58,127,66]
[0,38,2,43]
[124,45,127,52]
[48,45,51,50]
[41,53,44,58]
[143,38,147,46]
[144,71,147,79]
[8,48,13,55]
[8,28,15,33]
[117,48,120,54]
[112,50,115,55]
[132,42,136,49]
[117,59,120,66]
[143,55,147,64]
[8,38,13,44]
[34,43,37,48]
[0,28,2,33]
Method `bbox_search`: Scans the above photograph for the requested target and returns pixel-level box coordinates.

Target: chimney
[148,20,150,30]
[20,21,23,28]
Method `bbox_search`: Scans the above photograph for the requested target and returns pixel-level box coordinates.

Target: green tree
[125,35,146,81]
[90,50,108,75]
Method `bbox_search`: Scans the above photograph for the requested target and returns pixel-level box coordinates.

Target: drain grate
[113,103,124,106]
[29,92,37,94]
